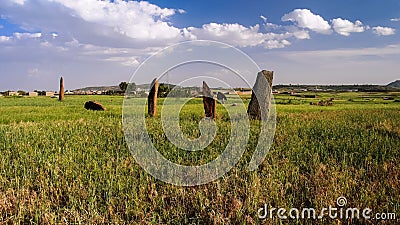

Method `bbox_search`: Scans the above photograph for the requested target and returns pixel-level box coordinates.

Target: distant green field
[0,93,399,224]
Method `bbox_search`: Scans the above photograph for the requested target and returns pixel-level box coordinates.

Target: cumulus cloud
[187,23,268,47]
[46,0,183,40]
[3,0,298,49]
[8,0,26,5]
[0,32,43,43]
[390,18,400,22]
[281,9,332,34]
[104,56,140,66]
[1,0,186,48]
[331,18,367,36]
[186,22,301,49]
[0,36,12,42]
[264,39,291,49]
[372,26,396,36]
[14,32,42,39]
[285,26,310,39]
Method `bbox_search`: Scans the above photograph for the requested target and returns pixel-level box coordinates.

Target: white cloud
[14,32,42,39]
[331,18,367,36]
[260,15,267,23]
[8,0,26,5]
[186,22,297,49]
[1,0,186,48]
[104,56,140,66]
[0,32,42,42]
[187,23,268,47]
[1,2,346,51]
[263,22,283,31]
[46,0,183,40]
[0,36,12,42]
[281,9,332,34]
[390,18,400,22]
[27,68,40,77]
[2,2,321,50]
[292,30,310,39]
[264,39,291,49]
[285,26,310,39]
[372,26,396,36]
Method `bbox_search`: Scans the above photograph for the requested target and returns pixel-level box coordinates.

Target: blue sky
[0,0,399,91]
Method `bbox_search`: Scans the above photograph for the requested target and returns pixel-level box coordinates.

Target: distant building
[28,92,38,97]
[6,91,19,96]
[45,91,55,97]
[230,91,252,95]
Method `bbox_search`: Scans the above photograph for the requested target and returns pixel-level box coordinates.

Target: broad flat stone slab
[247,70,274,120]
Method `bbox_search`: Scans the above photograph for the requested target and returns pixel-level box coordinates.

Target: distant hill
[73,83,152,92]
[73,85,120,92]
[387,80,400,88]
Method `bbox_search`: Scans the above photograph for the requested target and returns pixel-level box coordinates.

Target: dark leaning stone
[202,81,216,119]
[84,101,106,111]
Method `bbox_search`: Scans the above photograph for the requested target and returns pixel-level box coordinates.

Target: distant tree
[139,91,148,97]
[105,90,115,95]
[158,83,175,98]
[130,82,137,92]
[35,90,46,96]
[119,82,128,93]
[17,90,27,96]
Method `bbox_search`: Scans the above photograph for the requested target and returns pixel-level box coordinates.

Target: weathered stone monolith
[59,76,64,101]
[247,70,274,120]
[217,92,227,104]
[148,78,159,117]
[202,81,216,119]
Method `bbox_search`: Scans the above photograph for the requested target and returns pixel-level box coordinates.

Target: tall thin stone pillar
[59,76,65,101]
[148,78,159,117]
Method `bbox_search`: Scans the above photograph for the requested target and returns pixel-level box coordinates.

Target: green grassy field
[0,93,399,224]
